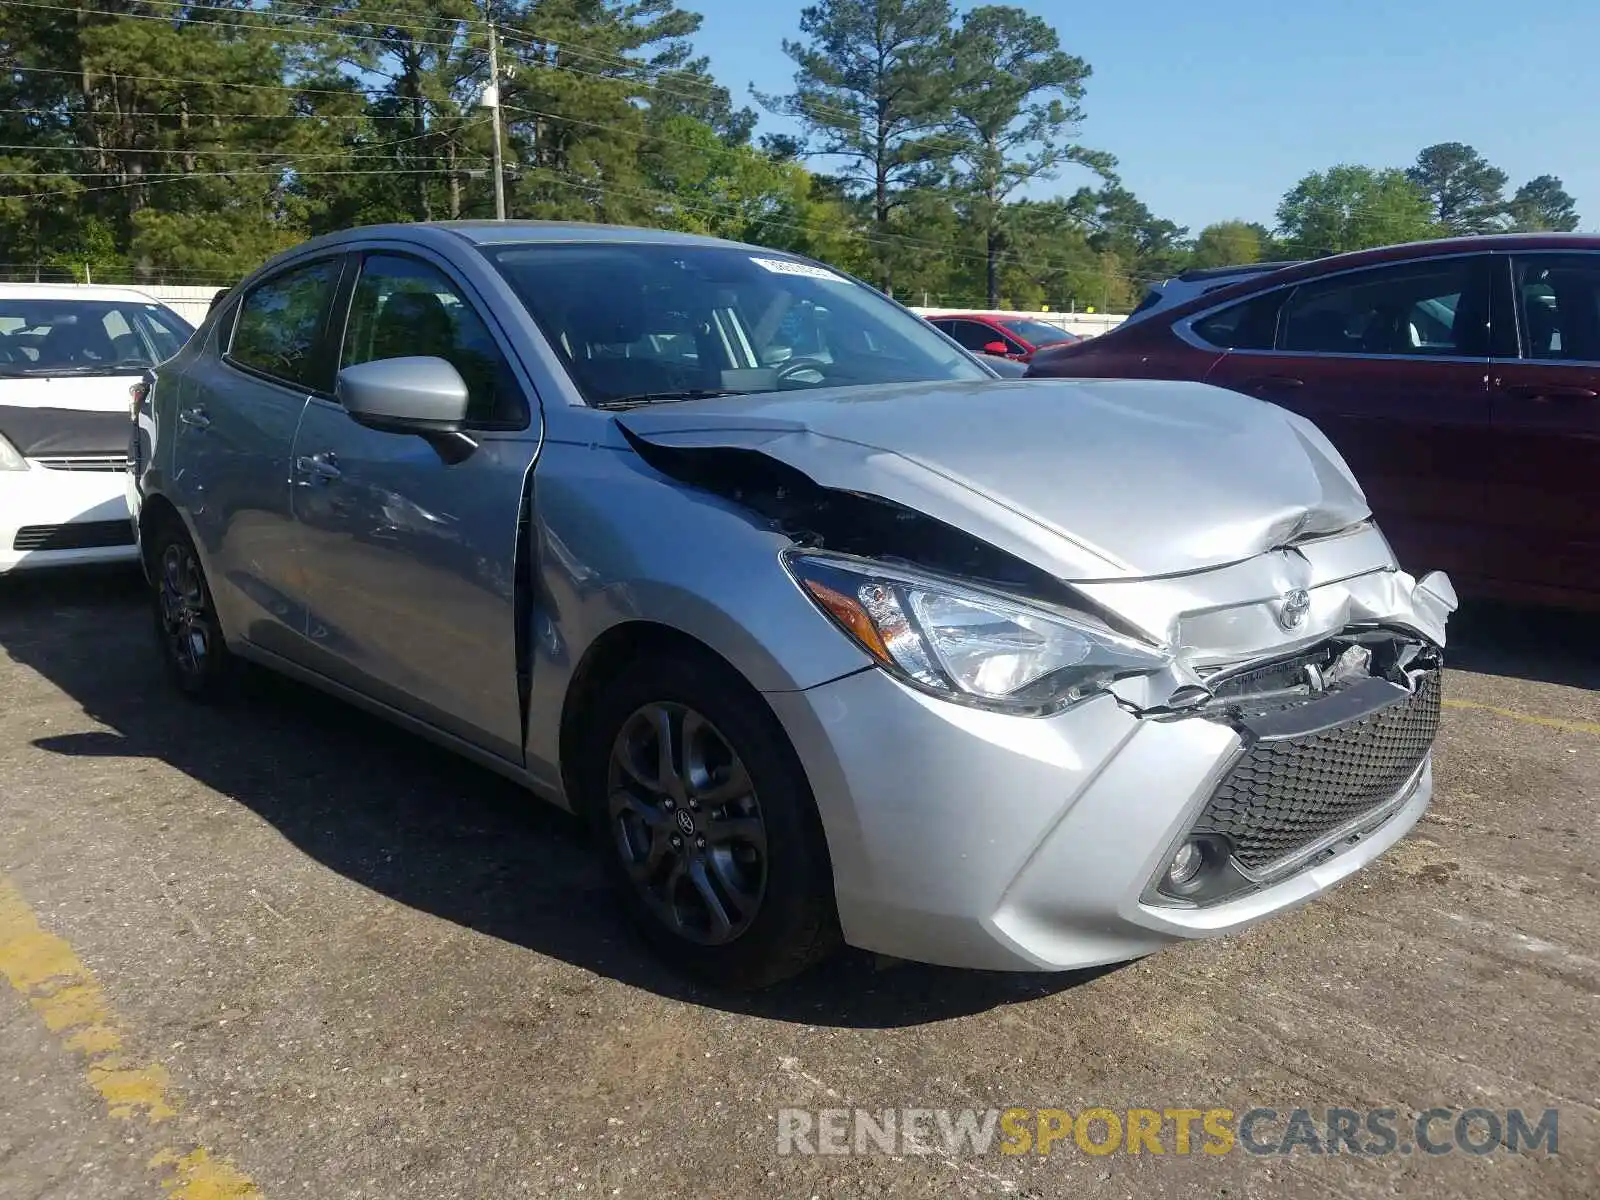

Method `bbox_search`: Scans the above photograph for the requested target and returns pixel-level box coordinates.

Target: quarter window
[230,258,343,388]
[1191,292,1282,350]
[1512,255,1600,361]
[1278,259,1486,357]
[341,254,526,428]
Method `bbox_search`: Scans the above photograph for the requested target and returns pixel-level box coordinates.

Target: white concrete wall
[912,307,1126,338]
[139,285,226,325]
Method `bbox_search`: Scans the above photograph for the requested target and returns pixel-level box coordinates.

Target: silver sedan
[131,222,1456,987]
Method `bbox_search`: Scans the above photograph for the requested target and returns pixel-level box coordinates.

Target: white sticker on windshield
[749,256,847,283]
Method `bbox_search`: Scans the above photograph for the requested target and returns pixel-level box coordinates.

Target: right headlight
[0,433,28,472]
[784,550,1171,715]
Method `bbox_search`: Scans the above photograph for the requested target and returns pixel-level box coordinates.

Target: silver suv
[133,222,1455,987]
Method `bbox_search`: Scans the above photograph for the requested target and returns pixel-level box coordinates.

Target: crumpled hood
[616,377,1371,581]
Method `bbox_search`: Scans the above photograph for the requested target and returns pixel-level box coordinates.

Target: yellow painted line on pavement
[1443,698,1600,737]
[0,874,261,1198]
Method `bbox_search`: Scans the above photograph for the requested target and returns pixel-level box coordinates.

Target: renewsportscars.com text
[776,1106,1559,1158]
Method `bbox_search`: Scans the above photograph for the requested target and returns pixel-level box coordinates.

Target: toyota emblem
[1278,588,1312,630]
[675,807,697,836]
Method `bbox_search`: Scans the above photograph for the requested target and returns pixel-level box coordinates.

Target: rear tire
[148,518,235,701]
[579,649,840,989]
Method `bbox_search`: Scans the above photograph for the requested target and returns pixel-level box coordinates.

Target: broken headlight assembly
[784,550,1170,715]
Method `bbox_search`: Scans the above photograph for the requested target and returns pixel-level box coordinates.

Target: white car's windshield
[485,242,990,406]
[0,299,194,377]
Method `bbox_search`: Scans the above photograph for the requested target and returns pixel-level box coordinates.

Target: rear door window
[1277,258,1489,357]
[229,257,344,389]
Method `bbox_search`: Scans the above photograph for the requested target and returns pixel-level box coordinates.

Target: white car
[0,283,194,574]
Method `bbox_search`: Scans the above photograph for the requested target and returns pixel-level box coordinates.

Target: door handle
[1243,375,1305,392]
[1501,383,1597,402]
[178,406,211,429]
[294,452,342,483]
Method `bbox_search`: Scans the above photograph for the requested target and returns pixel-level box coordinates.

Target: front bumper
[0,465,137,574]
[768,663,1434,972]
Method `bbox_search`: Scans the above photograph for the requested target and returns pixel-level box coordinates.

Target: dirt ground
[1,567,1595,1199]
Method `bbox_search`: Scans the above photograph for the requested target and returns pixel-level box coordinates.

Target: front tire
[149,519,234,700]
[580,650,840,989]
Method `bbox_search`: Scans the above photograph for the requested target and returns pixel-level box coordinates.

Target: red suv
[1028,234,1600,610]
[926,313,1080,362]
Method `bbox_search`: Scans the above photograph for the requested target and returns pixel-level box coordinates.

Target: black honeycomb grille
[1197,672,1442,872]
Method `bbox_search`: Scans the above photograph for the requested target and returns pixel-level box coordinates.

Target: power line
[9,1,930,157]
[8,64,391,98]
[4,164,497,202]
[0,106,411,121]
[3,0,468,53]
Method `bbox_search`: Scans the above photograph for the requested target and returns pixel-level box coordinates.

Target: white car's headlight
[784,551,1170,714]
[0,433,28,472]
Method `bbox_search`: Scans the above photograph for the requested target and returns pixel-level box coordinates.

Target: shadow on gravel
[0,567,1116,1028]
[1445,600,1600,691]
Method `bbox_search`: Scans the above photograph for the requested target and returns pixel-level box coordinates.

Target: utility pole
[485,6,507,220]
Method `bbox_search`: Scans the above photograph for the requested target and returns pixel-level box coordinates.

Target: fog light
[1166,841,1204,887]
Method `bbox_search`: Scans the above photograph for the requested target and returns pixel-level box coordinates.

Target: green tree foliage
[0,5,1583,307]
[1508,174,1580,232]
[1068,182,1188,289]
[944,5,1110,306]
[761,0,956,293]
[1191,220,1263,268]
[1275,165,1438,257]
[1406,142,1509,234]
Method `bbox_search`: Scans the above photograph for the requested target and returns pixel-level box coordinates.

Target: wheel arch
[560,622,734,813]
[136,490,186,580]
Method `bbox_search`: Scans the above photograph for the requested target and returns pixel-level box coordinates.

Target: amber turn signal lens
[802,579,891,664]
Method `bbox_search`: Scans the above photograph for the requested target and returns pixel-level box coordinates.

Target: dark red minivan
[1028,234,1600,610]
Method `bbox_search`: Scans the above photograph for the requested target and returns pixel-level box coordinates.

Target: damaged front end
[1139,628,1444,908]
[618,412,1455,913]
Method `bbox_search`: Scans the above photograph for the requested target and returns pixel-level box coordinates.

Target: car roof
[1247,232,1600,280]
[1171,260,1306,283]
[0,282,165,304]
[1137,232,1600,327]
[285,219,768,256]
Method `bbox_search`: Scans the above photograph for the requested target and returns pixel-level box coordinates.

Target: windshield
[1000,318,1076,346]
[484,242,989,406]
[0,299,194,376]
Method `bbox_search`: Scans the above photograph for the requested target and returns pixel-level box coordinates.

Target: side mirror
[336,356,470,436]
[981,341,1011,357]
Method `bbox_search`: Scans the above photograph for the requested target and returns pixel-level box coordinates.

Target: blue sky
[686,0,1596,234]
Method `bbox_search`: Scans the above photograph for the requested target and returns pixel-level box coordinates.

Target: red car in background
[1027,234,1600,610]
[926,312,1081,362]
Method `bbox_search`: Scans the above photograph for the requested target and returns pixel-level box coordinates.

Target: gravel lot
[1,567,1596,1199]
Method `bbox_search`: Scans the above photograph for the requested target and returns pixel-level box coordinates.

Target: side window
[1513,255,1600,362]
[230,258,343,388]
[342,254,526,428]
[946,320,1001,352]
[1191,292,1282,350]
[1278,258,1486,357]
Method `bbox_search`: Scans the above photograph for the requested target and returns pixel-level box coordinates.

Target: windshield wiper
[41,361,151,377]
[594,388,744,409]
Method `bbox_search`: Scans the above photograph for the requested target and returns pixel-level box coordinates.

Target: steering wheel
[775,357,829,384]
